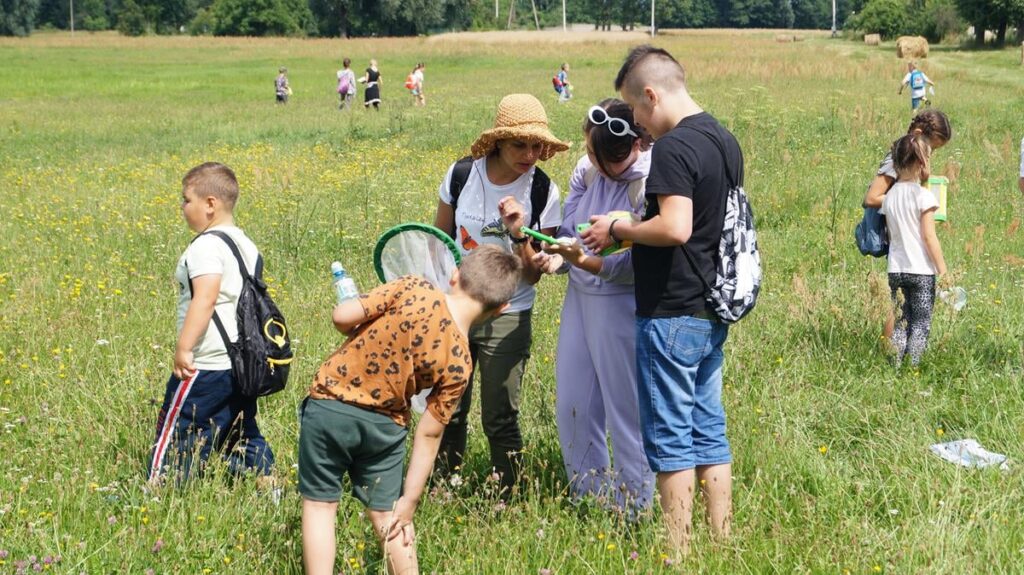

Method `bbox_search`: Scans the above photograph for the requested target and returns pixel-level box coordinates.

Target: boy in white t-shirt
[148,162,275,484]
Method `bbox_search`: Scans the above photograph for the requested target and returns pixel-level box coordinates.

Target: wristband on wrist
[510,234,528,245]
[608,219,620,242]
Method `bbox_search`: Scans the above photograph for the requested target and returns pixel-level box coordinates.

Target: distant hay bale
[864,33,880,45]
[775,34,794,43]
[896,36,929,59]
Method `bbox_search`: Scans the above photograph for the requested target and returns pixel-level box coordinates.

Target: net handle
[372,222,463,283]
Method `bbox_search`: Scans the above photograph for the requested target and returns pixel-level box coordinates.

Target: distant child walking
[358,59,383,110]
[299,246,521,575]
[275,67,290,104]
[406,62,425,107]
[879,134,947,366]
[149,163,275,484]
[337,58,357,110]
[899,61,934,111]
[555,62,573,102]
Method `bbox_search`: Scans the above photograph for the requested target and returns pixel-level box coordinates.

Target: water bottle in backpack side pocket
[331,261,360,304]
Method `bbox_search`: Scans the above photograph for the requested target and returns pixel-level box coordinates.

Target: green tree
[116,0,147,33]
[655,0,719,27]
[1,0,40,35]
[81,0,110,29]
[849,0,909,38]
[210,0,313,35]
[909,0,962,42]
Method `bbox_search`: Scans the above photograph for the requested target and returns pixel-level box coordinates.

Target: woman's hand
[531,251,565,274]
[581,215,614,252]
[498,196,527,237]
[543,238,586,267]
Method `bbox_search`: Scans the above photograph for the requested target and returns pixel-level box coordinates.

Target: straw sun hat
[470,94,571,161]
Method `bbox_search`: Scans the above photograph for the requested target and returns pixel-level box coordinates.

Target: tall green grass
[1,30,1024,574]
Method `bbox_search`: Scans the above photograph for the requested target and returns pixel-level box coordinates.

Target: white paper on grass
[929,439,1009,470]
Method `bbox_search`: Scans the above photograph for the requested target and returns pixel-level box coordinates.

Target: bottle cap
[331,261,344,275]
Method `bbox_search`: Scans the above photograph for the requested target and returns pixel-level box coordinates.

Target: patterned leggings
[888,273,936,366]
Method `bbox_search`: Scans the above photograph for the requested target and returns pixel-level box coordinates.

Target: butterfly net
[375,225,460,292]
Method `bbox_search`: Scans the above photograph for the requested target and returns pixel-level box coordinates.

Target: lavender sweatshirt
[556,150,652,296]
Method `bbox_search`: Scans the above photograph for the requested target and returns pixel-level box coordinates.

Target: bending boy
[300,245,521,575]
[583,45,744,556]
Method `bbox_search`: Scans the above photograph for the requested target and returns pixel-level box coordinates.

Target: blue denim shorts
[636,315,731,472]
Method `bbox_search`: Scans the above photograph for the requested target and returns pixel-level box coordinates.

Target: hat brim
[470,126,571,161]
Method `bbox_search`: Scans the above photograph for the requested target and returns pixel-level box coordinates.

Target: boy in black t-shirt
[582,45,743,557]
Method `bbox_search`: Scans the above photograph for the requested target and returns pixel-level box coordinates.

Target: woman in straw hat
[433,93,570,495]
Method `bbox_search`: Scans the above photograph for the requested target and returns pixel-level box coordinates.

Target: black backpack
[189,231,293,398]
[447,155,552,242]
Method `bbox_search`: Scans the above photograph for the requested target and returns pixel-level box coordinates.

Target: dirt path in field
[428,26,832,44]
[428,24,649,44]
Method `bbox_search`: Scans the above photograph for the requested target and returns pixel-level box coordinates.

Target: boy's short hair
[182,162,240,209]
[458,245,521,311]
[614,45,687,99]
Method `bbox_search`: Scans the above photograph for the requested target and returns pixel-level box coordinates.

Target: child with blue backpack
[878,134,948,366]
[898,62,935,111]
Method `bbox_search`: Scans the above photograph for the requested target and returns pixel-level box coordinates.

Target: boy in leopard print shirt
[299,245,521,574]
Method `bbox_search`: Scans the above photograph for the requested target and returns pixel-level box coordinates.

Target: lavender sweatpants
[556,285,654,512]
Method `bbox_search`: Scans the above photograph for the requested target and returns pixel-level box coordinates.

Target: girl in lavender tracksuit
[534,99,654,513]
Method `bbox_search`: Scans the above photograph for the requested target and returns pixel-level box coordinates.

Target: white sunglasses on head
[588,105,639,138]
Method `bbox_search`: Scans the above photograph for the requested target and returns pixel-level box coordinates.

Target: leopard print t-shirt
[310,276,470,427]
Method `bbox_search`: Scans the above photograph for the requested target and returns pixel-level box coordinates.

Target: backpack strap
[677,126,742,300]
[529,166,551,230]
[583,161,645,214]
[185,230,260,348]
[447,157,551,239]
[446,156,475,238]
[687,126,742,189]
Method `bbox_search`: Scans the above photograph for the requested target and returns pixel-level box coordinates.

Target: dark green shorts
[298,399,408,510]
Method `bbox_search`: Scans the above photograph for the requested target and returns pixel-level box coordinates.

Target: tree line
[1,0,1020,47]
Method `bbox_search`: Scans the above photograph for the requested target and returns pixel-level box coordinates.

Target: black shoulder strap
[687,126,743,189]
[529,166,551,230]
[185,230,261,348]
[448,156,474,215]
[678,126,741,301]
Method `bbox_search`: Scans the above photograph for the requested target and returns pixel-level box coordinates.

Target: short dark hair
[614,44,686,98]
[343,57,351,68]
[182,162,239,209]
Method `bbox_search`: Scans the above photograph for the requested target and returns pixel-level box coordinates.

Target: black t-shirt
[633,112,743,318]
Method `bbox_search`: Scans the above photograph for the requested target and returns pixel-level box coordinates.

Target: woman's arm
[863,174,896,208]
[920,208,947,276]
[434,200,455,238]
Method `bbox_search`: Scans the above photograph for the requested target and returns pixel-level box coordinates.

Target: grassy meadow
[2,29,1024,574]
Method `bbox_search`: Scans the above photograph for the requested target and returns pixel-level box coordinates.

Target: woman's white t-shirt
[879,181,939,275]
[174,225,260,370]
[438,157,561,313]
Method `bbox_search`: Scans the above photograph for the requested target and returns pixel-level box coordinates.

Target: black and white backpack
[681,128,761,324]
